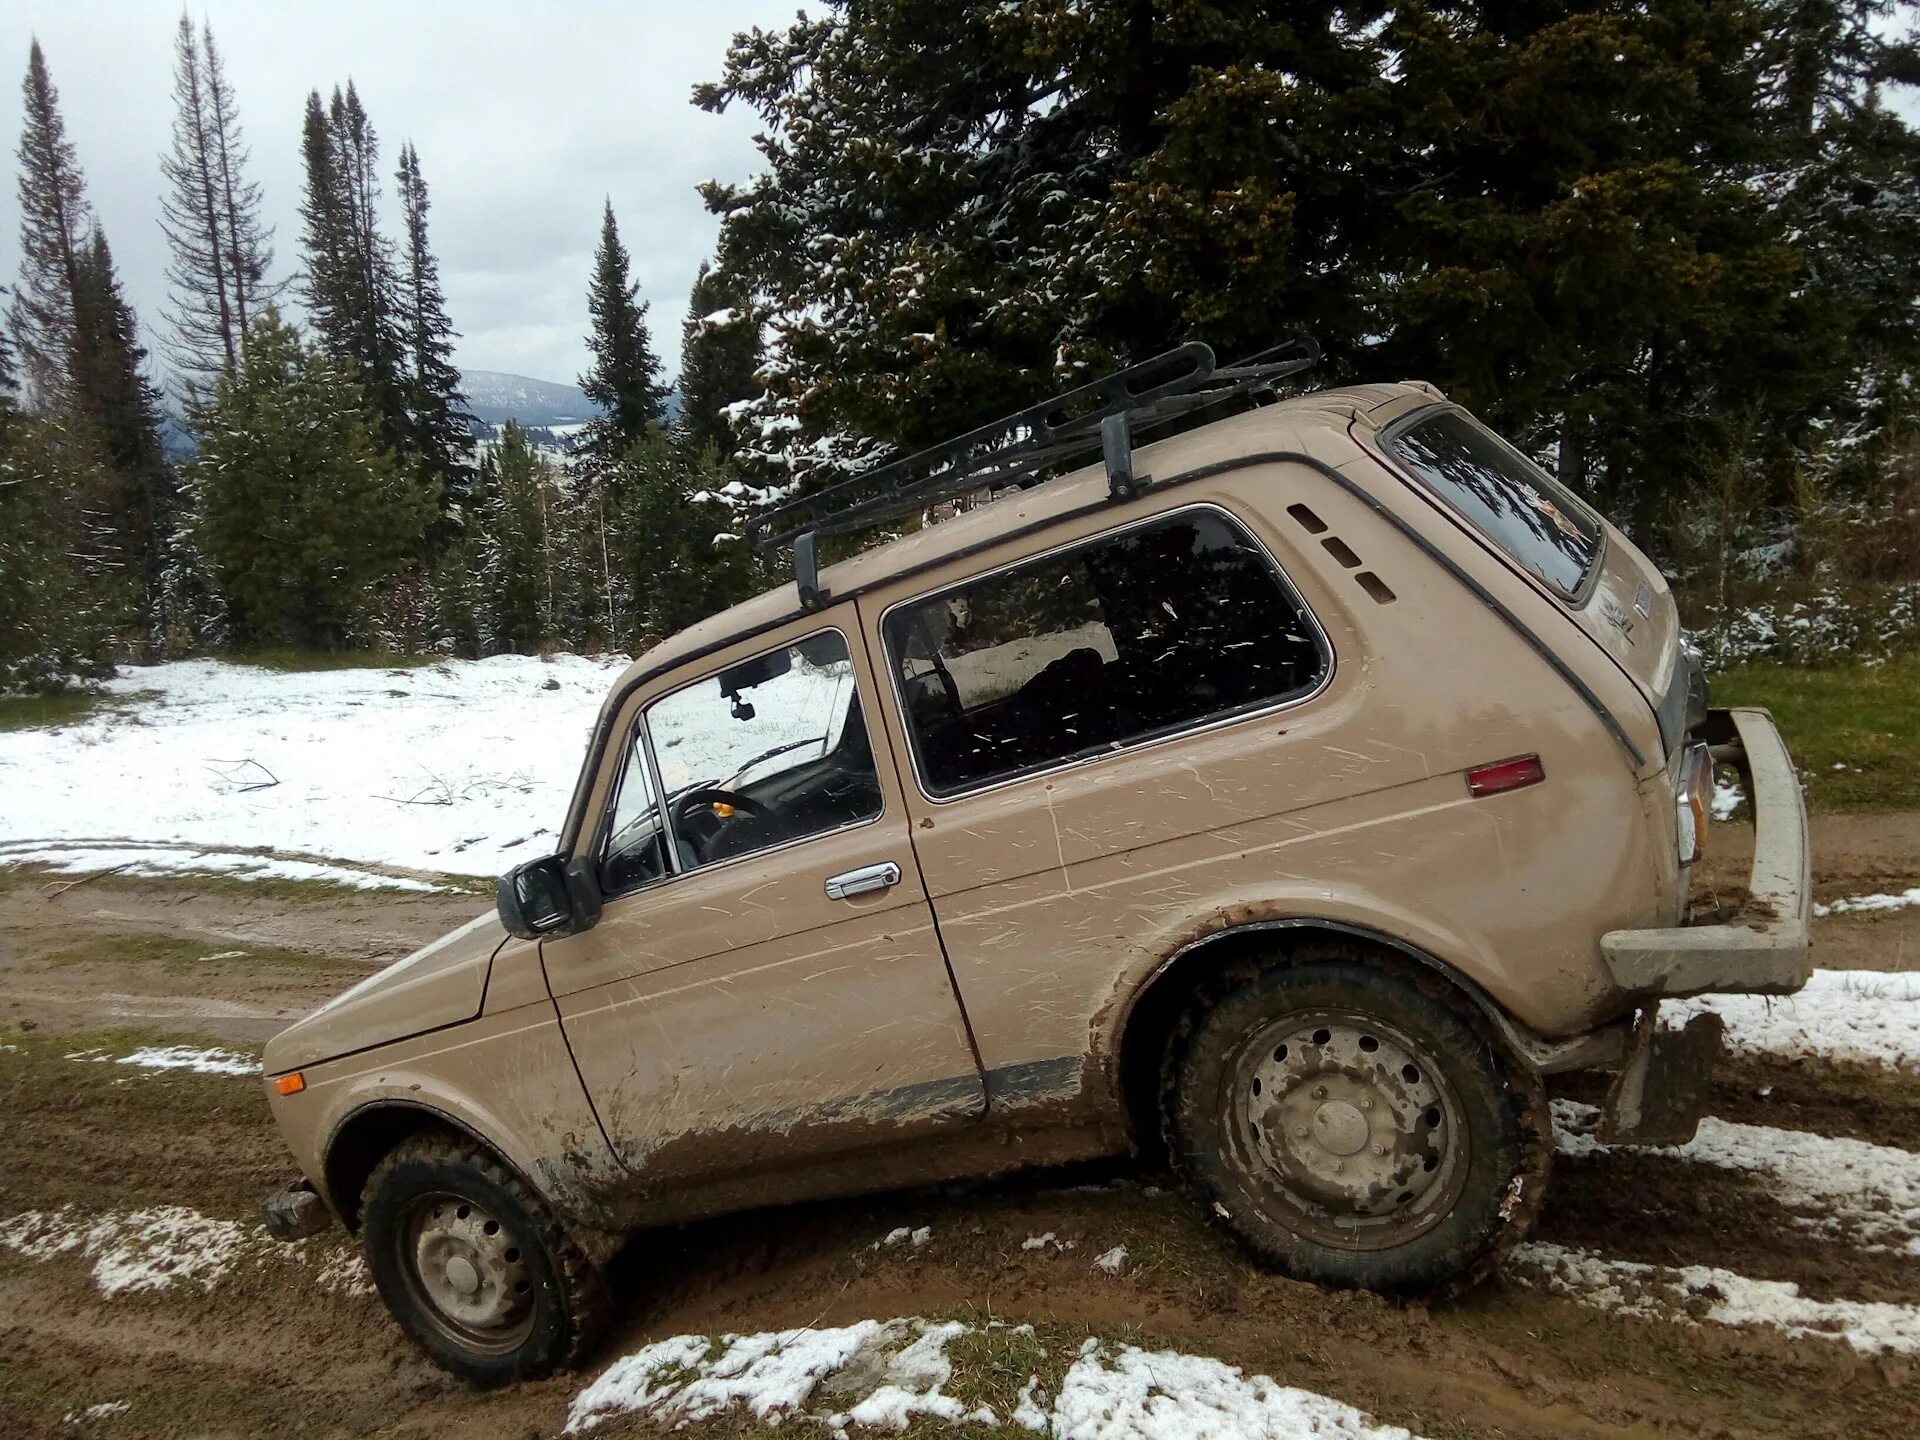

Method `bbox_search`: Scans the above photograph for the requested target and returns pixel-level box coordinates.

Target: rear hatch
[1354,401,1682,743]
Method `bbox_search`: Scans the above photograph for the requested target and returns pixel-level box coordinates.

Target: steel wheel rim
[394,1191,537,1354]
[1225,1008,1469,1250]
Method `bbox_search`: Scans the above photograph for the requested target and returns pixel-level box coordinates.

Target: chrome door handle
[824,861,902,900]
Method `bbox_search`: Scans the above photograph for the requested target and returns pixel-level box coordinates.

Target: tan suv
[259,342,1811,1385]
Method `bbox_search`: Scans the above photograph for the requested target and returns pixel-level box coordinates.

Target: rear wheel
[1165,946,1549,1296]
[360,1132,610,1386]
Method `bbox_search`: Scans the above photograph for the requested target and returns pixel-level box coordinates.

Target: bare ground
[1,812,1917,1440]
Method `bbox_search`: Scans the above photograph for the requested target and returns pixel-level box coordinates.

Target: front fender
[267,1000,621,1232]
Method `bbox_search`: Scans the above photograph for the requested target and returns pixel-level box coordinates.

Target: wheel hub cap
[1244,1017,1457,1224]
[408,1197,532,1336]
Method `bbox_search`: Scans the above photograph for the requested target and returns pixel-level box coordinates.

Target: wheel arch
[1113,917,1538,1161]
[323,1099,526,1234]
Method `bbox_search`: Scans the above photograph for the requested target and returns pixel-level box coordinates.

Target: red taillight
[1466,754,1545,797]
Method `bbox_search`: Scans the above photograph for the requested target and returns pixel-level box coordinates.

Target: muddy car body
[261,348,1811,1383]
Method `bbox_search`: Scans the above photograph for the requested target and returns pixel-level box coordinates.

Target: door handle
[824,861,902,900]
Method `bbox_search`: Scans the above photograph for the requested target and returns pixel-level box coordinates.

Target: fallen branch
[41,861,137,896]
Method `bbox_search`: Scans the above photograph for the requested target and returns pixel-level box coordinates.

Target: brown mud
[1,816,1918,1440]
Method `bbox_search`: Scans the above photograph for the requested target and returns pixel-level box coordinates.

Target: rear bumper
[1599,707,1812,999]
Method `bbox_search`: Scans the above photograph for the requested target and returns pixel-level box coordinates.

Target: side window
[1384,409,1601,598]
[600,739,670,896]
[883,508,1329,797]
[636,630,882,877]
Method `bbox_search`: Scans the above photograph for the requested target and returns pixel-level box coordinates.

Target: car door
[538,614,985,1185]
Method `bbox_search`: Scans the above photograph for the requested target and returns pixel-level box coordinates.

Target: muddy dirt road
[3,816,1920,1440]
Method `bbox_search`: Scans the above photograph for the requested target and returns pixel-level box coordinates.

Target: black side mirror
[497,855,602,941]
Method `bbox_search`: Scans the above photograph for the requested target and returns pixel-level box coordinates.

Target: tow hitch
[261,1178,332,1241]
[1597,1009,1724,1146]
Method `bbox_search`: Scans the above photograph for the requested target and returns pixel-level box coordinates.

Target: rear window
[882,507,1329,797]
[1384,410,1601,597]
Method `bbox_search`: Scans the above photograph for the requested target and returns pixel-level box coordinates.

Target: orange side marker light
[275,1072,306,1096]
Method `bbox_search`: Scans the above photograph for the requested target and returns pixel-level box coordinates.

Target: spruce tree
[395,141,474,515]
[475,422,565,652]
[160,13,281,389]
[578,200,668,468]
[183,308,432,649]
[70,227,172,641]
[297,82,409,455]
[675,259,760,458]
[10,39,89,411]
[698,1,1920,542]
[0,412,115,691]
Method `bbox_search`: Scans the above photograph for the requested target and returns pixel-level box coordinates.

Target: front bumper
[1600,706,1812,1000]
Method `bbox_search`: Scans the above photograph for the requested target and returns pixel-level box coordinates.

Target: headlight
[1676,742,1712,865]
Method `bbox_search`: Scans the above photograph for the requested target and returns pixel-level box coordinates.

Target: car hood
[263,910,505,1074]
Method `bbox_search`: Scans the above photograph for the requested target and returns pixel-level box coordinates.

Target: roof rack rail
[745,337,1321,592]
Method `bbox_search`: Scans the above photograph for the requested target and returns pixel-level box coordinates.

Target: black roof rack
[745,336,1320,605]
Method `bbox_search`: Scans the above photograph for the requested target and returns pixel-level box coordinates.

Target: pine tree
[675,259,760,458]
[697,1,1920,542]
[298,82,409,455]
[159,13,282,390]
[10,39,90,412]
[0,412,115,691]
[183,308,432,649]
[578,200,668,469]
[69,226,172,641]
[395,141,474,516]
[474,422,566,652]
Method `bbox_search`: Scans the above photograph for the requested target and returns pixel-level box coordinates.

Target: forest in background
[3,1,1918,693]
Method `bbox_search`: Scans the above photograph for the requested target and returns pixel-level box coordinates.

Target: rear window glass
[882,508,1328,796]
[1385,410,1601,596]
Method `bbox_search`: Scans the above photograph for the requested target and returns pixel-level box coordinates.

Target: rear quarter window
[1384,409,1602,598]
[882,507,1330,797]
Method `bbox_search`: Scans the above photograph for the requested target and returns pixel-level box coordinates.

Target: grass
[41,931,352,973]
[0,687,159,732]
[227,648,437,672]
[1712,654,1920,811]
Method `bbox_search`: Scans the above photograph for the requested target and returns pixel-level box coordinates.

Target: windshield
[1384,409,1602,598]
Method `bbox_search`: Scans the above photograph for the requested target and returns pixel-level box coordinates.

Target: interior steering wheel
[668,785,774,835]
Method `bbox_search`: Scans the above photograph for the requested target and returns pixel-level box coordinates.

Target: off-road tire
[1163,943,1550,1297]
[360,1131,611,1386]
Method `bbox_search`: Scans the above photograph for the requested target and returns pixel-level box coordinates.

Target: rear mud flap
[1597,1010,1724,1147]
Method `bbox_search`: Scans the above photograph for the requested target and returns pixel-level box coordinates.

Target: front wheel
[1166,948,1549,1296]
[360,1132,610,1386]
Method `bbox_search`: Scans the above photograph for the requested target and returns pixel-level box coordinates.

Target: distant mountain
[460,370,601,429]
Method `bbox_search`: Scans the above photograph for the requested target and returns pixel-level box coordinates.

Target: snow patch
[1554,1100,1920,1253]
[1510,1242,1920,1354]
[1021,1231,1074,1252]
[67,1044,258,1077]
[1817,887,1920,917]
[0,1206,251,1297]
[1051,1342,1421,1440]
[0,655,629,879]
[62,1401,130,1424]
[567,1320,1421,1438]
[1093,1244,1129,1274]
[1674,968,1920,1072]
[5,842,450,892]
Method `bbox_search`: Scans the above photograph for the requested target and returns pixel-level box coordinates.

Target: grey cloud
[0,0,798,388]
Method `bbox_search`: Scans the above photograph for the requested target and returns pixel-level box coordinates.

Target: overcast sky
[1,1,801,390]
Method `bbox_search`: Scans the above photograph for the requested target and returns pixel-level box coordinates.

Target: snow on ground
[1554,1100,1920,1253]
[65,1044,258,1077]
[0,652,854,883]
[0,1206,252,1297]
[1675,968,1920,1073]
[1,841,451,892]
[1819,887,1920,917]
[0,1202,367,1299]
[1509,1242,1920,1355]
[0,655,626,880]
[564,1320,1423,1439]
